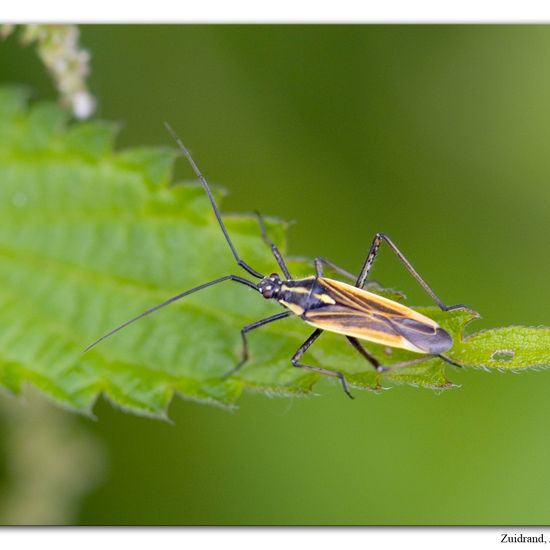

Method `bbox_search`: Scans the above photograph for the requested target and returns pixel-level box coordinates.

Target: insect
[85,124,468,398]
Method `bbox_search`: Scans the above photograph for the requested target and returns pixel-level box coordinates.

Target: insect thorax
[259,275,316,305]
[273,277,335,316]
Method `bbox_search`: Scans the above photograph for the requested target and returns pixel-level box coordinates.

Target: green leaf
[452,326,550,371]
[0,86,548,418]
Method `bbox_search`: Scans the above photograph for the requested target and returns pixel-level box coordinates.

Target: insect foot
[442,303,475,313]
[338,373,355,400]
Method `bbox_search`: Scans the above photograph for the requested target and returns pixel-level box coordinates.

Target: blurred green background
[1,25,549,525]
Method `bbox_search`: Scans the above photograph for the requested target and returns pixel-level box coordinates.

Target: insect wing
[381,315,453,354]
[303,278,452,354]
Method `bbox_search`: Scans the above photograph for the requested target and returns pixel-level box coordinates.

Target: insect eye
[270,273,278,279]
[262,287,274,299]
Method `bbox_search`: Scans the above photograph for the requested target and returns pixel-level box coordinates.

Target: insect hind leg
[348,337,457,373]
[438,354,463,368]
[291,329,354,399]
[376,355,436,373]
[356,232,470,312]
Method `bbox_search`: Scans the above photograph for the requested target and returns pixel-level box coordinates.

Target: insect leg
[377,356,436,372]
[314,257,356,281]
[314,258,383,289]
[438,354,463,368]
[348,337,447,372]
[346,337,382,371]
[355,232,468,311]
[291,329,354,399]
[223,311,291,378]
[254,211,292,279]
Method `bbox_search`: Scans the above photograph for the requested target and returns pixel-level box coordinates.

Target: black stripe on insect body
[84,124,470,400]
[318,278,403,315]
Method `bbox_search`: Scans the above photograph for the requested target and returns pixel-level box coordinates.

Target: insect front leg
[223,311,291,378]
[291,329,354,399]
[255,211,292,279]
[355,232,469,311]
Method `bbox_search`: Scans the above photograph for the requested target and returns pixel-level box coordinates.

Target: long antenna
[164,122,264,279]
[84,275,258,353]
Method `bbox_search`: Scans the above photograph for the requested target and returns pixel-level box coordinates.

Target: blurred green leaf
[0,86,548,418]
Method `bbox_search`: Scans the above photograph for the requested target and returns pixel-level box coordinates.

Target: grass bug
[85,124,468,398]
